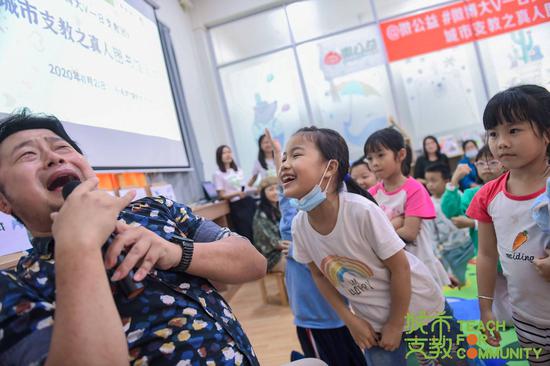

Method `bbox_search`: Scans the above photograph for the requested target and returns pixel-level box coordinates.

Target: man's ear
[0,190,12,215]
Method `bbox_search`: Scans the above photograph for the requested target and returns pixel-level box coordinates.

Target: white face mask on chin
[289,160,334,211]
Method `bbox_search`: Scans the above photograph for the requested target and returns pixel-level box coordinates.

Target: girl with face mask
[281,126,466,366]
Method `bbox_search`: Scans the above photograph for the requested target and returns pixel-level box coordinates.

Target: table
[0,251,25,270]
[191,200,231,228]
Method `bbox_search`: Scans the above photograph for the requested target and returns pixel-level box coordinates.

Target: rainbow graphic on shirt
[320,256,374,295]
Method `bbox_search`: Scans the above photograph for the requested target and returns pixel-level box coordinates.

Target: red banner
[380,0,550,62]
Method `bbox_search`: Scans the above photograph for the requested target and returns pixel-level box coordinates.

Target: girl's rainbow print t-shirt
[291,191,444,332]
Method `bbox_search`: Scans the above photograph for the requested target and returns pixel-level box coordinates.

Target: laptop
[201,181,219,202]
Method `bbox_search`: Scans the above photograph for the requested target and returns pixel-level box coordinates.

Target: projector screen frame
[93,0,193,172]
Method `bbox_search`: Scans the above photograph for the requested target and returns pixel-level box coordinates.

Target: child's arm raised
[307,262,378,350]
[477,221,501,347]
[380,249,411,351]
[264,128,282,173]
[247,174,259,188]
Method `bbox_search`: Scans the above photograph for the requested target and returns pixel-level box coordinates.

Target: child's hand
[451,216,475,229]
[448,274,461,288]
[480,309,501,347]
[345,314,379,350]
[264,128,282,174]
[451,164,471,187]
[390,215,404,230]
[379,322,403,351]
[277,240,290,255]
[533,249,550,282]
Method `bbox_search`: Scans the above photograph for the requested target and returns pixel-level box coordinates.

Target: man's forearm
[47,245,128,366]
[186,236,267,284]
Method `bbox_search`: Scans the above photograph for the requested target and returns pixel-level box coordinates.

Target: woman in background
[248,134,276,186]
[213,145,256,241]
[413,135,450,183]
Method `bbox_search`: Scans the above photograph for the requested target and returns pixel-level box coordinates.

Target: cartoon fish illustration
[512,230,528,251]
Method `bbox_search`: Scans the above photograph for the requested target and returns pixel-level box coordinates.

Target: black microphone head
[62,180,81,200]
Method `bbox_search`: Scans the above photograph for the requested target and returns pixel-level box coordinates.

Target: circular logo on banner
[324,51,342,65]
[386,24,400,41]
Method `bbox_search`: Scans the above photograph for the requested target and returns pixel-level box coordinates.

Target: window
[478,23,550,95]
[389,44,487,150]
[219,50,309,176]
[374,0,451,19]
[286,0,374,42]
[210,8,291,65]
[297,25,394,160]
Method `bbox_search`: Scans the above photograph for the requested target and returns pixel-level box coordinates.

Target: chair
[259,271,288,306]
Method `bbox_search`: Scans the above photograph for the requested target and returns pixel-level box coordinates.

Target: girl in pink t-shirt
[366,128,450,287]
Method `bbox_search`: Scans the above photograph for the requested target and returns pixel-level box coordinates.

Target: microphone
[62,180,145,299]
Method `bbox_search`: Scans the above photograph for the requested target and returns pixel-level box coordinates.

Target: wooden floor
[227,278,301,366]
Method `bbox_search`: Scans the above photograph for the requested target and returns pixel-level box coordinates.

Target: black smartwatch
[172,236,194,273]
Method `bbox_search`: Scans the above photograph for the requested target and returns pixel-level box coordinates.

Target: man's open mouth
[46,172,80,191]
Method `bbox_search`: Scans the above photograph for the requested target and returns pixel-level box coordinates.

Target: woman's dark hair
[364,128,412,176]
[257,134,273,170]
[294,127,377,204]
[258,180,281,223]
[215,145,238,173]
[422,135,442,159]
[483,84,550,157]
[462,139,478,153]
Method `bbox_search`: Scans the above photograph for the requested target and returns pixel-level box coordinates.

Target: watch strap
[173,237,194,273]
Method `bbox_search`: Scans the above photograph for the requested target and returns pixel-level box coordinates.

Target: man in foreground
[0,111,267,365]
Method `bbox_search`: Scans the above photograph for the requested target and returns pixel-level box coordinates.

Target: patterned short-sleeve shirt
[0,196,259,366]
